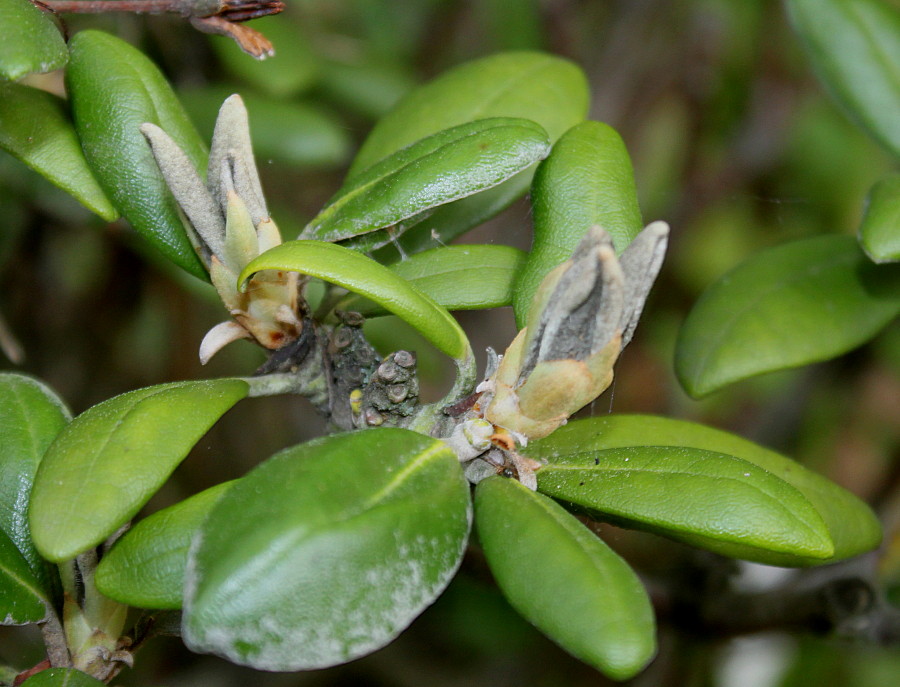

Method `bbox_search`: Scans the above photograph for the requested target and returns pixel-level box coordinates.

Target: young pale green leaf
[513,121,643,327]
[95,481,234,610]
[0,373,70,586]
[20,668,106,687]
[66,30,209,280]
[860,173,900,263]
[475,477,655,680]
[532,444,834,564]
[302,118,550,245]
[183,428,471,671]
[0,530,49,625]
[675,236,900,398]
[351,51,589,253]
[0,83,117,220]
[787,0,900,158]
[0,0,67,81]
[527,415,881,566]
[29,379,248,563]
[240,241,471,359]
[337,245,526,315]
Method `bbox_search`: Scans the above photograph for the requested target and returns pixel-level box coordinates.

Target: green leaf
[527,415,881,566]
[179,86,351,170]
[860,173,900,263]
[0,83,117,220]
[352,51,589,253]
[532,443,835,565]
[302,118,550,246]
[30,379,248,563]
[0,373,70,586]
[475,477,655,680]
[240,241,471,359]
[0,0,67,81]
[317,58,415,120]
[338,245,526,315]
[513,121,643,327]
[675,235,900,398]
[183,428,471,670]
[66,30,208,280]
[20,668,106,687]
[0,529,48,625]
[95,481,234,610]
[787,0,900,157]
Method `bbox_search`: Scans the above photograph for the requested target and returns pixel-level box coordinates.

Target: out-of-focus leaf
[527,416,881,566]
[183,429,471,670]
[338,245,526,315]
[0,373,70,585]
[95,481,234,610]
[787,0,900,158]
[302,118,549,246]
[860,173,900,263]
[20,668,106,686]
[514,120,644,326]
[240,241,471,360]
[211,15,318,98]
[30,379,248,563]
[0,83,117,220]
[317,59,416,120]
[66,30,208,280]
[475,476,654,680]
[480,0,544,50]
[179,87,351,169]
[675,236,900,397]
[0,0,67,81]
[0,530,48,625]
[351,52,589,253]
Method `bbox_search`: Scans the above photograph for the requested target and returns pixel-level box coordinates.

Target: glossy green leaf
[0,0,67,81]
[30,379,248,563]
[675,236,900,398]
[0,83,117,220]
[528,415,881,566]
[860,173,900,263]
[475,477,655,680]
[66,30,208,280]
[0,529,48,625]
[302,118,549,246]
[351,51,589,253]
[0,373,70,585]
[95,481,234,610]
[240,241,471,359]
[338,245,526,315]
[183,429,471,670]
[787,0,900,157]
[179,87,351,169]
[20,668,106,687]
[532,442,835,565]
[513,121,643,327]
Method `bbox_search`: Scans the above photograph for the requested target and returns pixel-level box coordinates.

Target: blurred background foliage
[1,0,899,685]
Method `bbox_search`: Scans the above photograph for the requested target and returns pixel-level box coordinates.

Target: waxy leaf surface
[183,429,471,670]
[0,84,117,220]
[527,415,881,566]
[0,0,67,81]
[860,173,900,263]
[476,477,655,680]
[675,235,900,398]
[21,668,106,687]
[532,443,833,564]
[788,0,900,158]
[0,530,49,625]
[0,373,70,585]
[302,118,549,246]
[514,121,643,326]
[66,30,208,280]
[240,241,471,359]
[95,481,235,610]
[338,245,526,315]
[30,379,248,562]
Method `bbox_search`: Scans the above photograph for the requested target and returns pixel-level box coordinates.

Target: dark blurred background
[1,1,899,685]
